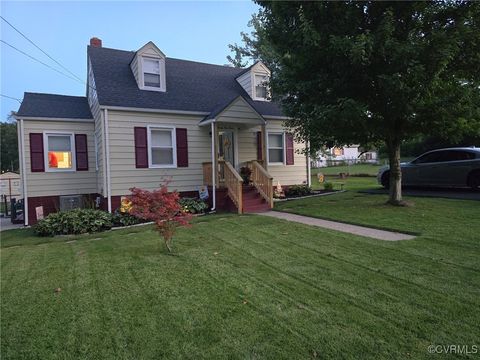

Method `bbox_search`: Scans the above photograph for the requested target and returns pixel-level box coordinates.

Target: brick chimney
[90,37,102,48]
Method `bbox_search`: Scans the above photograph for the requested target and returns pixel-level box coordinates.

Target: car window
[413,151,443,164]
[414,150,476,164]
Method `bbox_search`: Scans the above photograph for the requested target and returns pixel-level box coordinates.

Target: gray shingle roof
[17,93,93,119]
[88,46,284,117]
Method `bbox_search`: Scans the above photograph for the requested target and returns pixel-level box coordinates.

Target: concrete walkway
[258,211,415,241]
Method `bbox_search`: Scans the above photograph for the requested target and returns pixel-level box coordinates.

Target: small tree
[128,182,192,253]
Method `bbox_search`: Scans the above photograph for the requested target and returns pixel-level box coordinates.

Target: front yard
[1,182,479,359]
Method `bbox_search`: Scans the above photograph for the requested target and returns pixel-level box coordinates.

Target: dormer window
[254,74,269,100]
[143,57,161,88]
[131,42,167,92]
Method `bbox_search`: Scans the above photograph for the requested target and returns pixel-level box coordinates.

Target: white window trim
[140,56,166,92]
[266,131,285,166]
[43,131,76,172]
[147,125,177,169]
[252,73,270,101]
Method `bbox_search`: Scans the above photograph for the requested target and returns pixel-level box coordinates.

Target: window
[268,132,284,164]
[45,133,74,171]
[333,147,344,156]
[143,57,161,88]
[254,74,269,100]
[148,127,176,167]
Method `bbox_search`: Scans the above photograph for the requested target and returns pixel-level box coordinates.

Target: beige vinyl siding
[22,120,97,197]
[237,126,260,166]
[216,97,263,125]
[107,110,209,196]
[236,71,252,98]
[130,56,139,85]
[87,58,105,195]
[266,120,307,185]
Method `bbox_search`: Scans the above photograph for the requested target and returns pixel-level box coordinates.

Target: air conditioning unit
[59,195,83,211]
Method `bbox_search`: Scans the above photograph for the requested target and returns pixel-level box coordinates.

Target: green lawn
[2,187,480,359]
[312,163,383,176]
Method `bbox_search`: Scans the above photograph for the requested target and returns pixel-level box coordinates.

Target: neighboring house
[313,146,378,167]
[0,172,22,200]
[15,38,310,225]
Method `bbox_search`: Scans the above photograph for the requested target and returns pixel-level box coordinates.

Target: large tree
[229,1,480,204]
[0,113,19,173]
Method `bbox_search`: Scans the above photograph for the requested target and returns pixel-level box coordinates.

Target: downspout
[210,121,216,211]
[104,109,112,212]
[19,119,28,226]
[307,141,312,187]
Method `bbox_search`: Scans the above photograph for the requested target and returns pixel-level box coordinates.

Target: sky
[0,1,259,120]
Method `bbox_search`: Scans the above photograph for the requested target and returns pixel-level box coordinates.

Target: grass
[312,163,383,176]
[2,187,480,359]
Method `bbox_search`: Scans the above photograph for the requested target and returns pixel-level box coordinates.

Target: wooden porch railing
[223,161,243,214]
[249,160,274,209]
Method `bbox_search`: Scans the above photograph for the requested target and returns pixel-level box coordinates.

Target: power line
[1,39,86,85]
[1,16,85,84]
[0,94,22,104]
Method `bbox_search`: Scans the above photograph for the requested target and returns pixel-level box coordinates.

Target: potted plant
[240,166,252,185]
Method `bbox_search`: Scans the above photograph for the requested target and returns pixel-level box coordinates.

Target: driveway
[0,217,24,232]
[360,188,480,201]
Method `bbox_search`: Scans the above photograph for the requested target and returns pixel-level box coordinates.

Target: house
[15,38,311,225]
[0,171,22,200]
[313,146,378,167]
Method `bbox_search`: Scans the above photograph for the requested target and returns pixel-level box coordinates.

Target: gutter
[104,109,112,212]
[100,105,209,116]
[18,119,28,225]
[210,121,216,211]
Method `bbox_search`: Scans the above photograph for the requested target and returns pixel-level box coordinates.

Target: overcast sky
[0,1,259,120]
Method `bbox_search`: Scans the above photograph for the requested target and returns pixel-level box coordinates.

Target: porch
[198,96,274,213]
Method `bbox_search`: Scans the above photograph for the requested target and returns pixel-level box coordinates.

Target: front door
[218,130,235,166]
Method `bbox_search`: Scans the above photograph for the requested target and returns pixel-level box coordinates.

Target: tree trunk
[387,140,404,206]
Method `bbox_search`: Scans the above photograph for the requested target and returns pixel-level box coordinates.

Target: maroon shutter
[134,127,148,168]
[257,131,263,160]
[285,133,295,165]
[75,134,89,171]
[176,128,188,167]
[29,133,45,172]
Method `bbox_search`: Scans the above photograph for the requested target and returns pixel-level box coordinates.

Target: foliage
[178,197,208,214]
[0,121,19,172]
[128,183,192,253]
[240,166,252,184]
[111,209,143,227]
[323,182,334,191]
[33,209,113,237]
[230,1,480,204]
[284,184,313,197]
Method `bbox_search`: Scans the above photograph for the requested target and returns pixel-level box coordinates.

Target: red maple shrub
[128,182,192,253]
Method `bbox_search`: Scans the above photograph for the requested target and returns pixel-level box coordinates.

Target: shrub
[324,182,334,191]
[285,185,313,197]
[34,208,113,237]
[112,209,143,227]
[178,197,208,214]
[128,182,192,253]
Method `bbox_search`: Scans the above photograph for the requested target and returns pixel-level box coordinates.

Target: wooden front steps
[242,185,270,213]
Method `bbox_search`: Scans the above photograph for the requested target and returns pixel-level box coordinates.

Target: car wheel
[467,170,480,191]
[381,171,390,189]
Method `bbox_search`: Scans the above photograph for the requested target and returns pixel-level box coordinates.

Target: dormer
[130,41,166,92]
[236,61,271,101]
